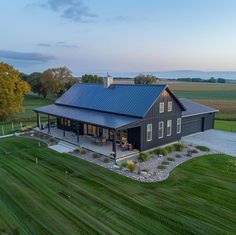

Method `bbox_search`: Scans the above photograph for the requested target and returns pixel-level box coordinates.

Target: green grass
[15,95,53,120]
[195,146,210,152]
[175,90,236,100]
[0,137,236,234]
[215,120,236,133]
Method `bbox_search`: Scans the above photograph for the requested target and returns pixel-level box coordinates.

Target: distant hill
[110,70,236,80]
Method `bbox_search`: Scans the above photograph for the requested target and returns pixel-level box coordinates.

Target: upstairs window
[158,121,164,139]
[159,102,164,113]
[147,124,152,142]
[167,120,172,136]
[177,118,181,134]
[168,101,172,112]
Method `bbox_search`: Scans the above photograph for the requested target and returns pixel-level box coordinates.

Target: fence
[0,121,36,136]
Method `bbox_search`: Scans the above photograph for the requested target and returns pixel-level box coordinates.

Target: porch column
[112,130,117,163]
[77,123,80,143]
[63,118,66,137]
[36,112,40,128]
[48,115,50,134]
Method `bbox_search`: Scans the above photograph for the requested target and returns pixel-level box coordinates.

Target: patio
[36,127,139,159]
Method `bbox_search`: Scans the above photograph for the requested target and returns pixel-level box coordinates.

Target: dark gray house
[35,77,217,159]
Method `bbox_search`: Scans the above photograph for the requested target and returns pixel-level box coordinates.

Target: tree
[217,78,226,83]
[0,62,30,120]
[134,74,157,84]
[40,67,77,98]
[81,74,103,84]
[208,77,216,83]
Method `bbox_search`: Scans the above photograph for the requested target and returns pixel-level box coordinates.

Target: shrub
[167,157,175,162]
[175,154,182,158]
[103,158,111,163]
[127,160,136,172]
[157,165,166,170]
[142,168,149,172]
[75,147,86,154]
[153,148,168,156]
[120,161,128,169]
[92,152,101,158]
[165,145,175,154]
[173,143,185,151]
[138,152,149,162]
[195,146,210,152]
[191,149,198,154]
[162,161,170,165]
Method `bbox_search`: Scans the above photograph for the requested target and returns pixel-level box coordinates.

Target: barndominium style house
[35,76,218,160]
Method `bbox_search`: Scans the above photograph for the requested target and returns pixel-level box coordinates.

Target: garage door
[182,116,203,136]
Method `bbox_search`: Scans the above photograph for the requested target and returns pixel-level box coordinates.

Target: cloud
[0,50,56,62]
[37,41,78,48]
[39,0,97,22]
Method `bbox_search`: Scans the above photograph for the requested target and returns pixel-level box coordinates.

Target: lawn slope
[0,137,235,234]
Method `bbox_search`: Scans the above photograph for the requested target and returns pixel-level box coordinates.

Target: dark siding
[139,89,182,151]
[182,113,215,136]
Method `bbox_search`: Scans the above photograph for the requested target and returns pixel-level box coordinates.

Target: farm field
[215,120,236,133]
[0,137,235,234]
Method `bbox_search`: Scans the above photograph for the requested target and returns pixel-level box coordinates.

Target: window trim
[168,101,172,112]
[177,118,182,134]
[159,102,164,113]
[146,124,152,142]
[158,121,164,139]
[167,120,172,137]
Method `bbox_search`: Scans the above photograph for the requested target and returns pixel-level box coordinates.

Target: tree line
[177,77,226,83]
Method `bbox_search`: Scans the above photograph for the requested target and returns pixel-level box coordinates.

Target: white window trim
[147,124,152,142]
[158,121,164,139]
[159,102,164,113]
[168,101,172,112]
[167,120,172,137]
[177,118,182,134]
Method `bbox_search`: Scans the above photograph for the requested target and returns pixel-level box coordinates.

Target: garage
[180,98,218,137]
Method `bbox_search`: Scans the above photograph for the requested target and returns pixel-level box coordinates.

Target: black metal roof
[180,98,218,117]
[35,104,141,130]
[55,83,168,117]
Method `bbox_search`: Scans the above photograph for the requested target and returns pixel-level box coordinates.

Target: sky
[0,0,236,76]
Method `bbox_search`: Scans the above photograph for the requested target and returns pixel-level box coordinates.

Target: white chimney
[104,74,113,88]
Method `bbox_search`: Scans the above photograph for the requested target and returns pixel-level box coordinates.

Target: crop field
[0,137,235,234]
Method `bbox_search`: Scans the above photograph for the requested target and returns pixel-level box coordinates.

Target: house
[35,76,218,159]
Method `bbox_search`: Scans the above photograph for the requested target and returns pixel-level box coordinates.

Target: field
[0,95,53,135]
[0,137,235,234]
[215,120,236,133]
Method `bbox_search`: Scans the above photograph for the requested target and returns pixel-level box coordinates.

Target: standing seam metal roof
[35,104,141,129]
[180,98,218,117]
[55,83,167,117]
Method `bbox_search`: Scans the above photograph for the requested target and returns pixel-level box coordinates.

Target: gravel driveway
[182,130,236,157]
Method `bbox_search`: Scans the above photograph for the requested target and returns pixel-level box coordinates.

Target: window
[158,121,164,139]
[177,118,181,134]
[168,101,172,112]
[167,120,172,136]
[147,124,152,142]
[159,102,164,113]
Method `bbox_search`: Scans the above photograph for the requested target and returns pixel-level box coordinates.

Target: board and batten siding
[139,89,183,151]
[182,112,214,136]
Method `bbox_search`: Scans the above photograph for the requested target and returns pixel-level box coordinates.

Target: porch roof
[35,104,141,130]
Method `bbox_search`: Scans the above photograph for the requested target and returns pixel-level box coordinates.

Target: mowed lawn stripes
[0,137,235,234]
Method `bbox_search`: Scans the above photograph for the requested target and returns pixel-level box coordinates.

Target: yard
[0,137,235,234]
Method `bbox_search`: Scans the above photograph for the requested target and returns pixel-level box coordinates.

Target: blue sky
[0,0,236,75]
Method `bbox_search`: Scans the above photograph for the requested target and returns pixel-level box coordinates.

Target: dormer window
[168,101,172,112]
[159,102,164,113]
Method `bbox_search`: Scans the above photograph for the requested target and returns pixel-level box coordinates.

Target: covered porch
[35,104,141,160]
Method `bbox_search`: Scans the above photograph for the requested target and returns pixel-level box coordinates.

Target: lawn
[215,120,236,133]
[0,137,235,234]
[15,95,53,120]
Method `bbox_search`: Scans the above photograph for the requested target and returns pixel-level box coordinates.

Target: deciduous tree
[81,74,103,84]
[134,74,157,84]
[0,62,30,120]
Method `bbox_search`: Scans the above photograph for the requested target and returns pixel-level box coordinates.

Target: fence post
[1,126,4,136]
